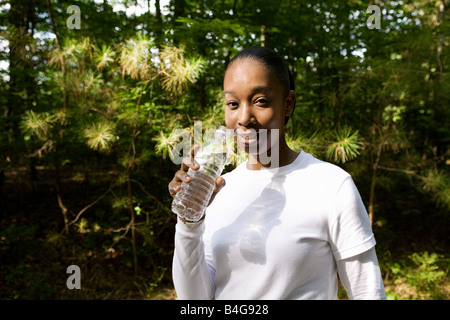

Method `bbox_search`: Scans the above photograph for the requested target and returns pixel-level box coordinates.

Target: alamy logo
[66,265,81,289]
[169,121,281,169]
[66,5,81,30]
[367,5,381,30]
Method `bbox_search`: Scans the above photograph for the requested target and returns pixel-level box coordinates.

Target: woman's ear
[285,90,296,118]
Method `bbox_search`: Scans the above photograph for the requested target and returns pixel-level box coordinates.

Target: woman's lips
[238,135,257,145]
[235,130,259,146]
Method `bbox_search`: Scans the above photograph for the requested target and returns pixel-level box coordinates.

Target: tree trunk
[172,0,186,45]
[54,157,69,234]
[368,143,382,226]
[7,0,35,162]
[127,166,138,277]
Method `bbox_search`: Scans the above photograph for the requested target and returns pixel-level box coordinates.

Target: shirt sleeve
[172,218,215,300]
[336,247,387,299]
[328,176,376,260]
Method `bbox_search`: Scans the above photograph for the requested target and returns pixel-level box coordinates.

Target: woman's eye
[255,98,269,105]
[226,101,238,108]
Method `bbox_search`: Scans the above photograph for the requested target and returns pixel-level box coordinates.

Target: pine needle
[326,127,364,163]
[84,122,117,152]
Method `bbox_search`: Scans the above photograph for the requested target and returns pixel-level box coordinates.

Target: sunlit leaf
[120,33,156,81]
[84,121,117,152]
[20,110,54,140]
[94,45,115,71]
[159,44,205,95]
[326,127,364,163]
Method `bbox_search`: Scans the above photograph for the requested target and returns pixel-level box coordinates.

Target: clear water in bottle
[172,127,229,222]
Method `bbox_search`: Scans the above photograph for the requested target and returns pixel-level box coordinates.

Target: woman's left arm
[336,247,387,300]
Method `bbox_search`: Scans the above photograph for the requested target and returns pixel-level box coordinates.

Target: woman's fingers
[168,144,201,198]
[181,144,200,172]
[168,170,190,198]
[168,182,180,198]
[214,176,225,193]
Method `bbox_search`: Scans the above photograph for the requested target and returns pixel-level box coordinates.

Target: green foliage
[326,127,364,164]
[387,252,448,300]
[84,121,117,152]
[421,169,450,210]
[120,33,156,81]
[159,44,206,95]
[20,110,55,141]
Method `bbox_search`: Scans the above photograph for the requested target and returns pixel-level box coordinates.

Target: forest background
[0,0,448,300]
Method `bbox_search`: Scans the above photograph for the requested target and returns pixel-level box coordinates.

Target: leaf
[84,121,117,152]
[119,33,156,81]
[94,45,115,71]
[159,44,205,95]
[421,169,450,209]
[326,127,364,163]
[20,110,54,140]
[134,206,142,216]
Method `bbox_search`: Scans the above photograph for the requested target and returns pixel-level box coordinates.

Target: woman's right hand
[168,144,201,199]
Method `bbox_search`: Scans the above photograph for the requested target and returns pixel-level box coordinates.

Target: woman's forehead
[223,59,280,94]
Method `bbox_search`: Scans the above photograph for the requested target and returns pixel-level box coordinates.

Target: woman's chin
[237,141,270,157]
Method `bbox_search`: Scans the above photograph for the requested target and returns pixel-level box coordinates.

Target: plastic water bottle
[172,126,229,222]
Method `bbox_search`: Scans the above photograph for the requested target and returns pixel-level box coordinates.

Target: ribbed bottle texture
[172,127,228,222]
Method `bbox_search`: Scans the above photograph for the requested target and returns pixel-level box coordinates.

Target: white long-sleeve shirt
[172,151,386,300]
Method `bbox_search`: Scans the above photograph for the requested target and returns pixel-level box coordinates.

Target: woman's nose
[237,104,255,127]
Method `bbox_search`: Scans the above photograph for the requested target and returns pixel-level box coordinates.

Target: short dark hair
[226,47,296,125]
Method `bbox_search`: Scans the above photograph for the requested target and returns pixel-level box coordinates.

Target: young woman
[168,47,386,300]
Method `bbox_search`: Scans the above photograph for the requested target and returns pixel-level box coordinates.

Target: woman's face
[223,58,294,157]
